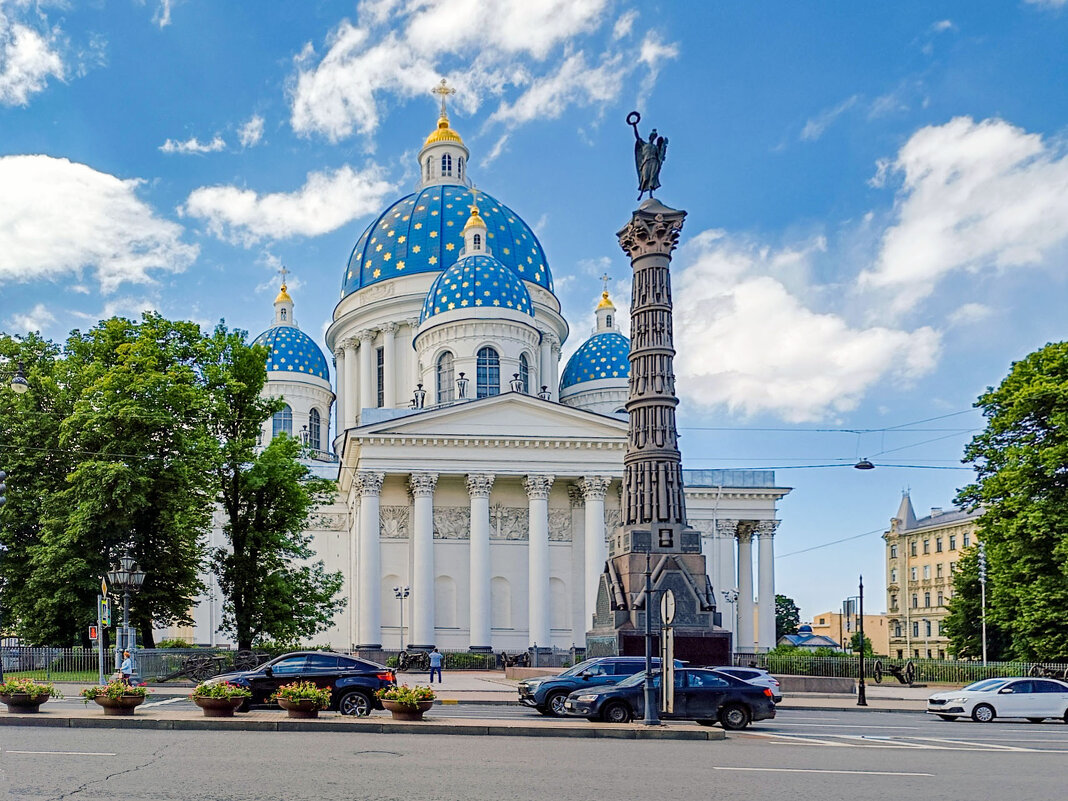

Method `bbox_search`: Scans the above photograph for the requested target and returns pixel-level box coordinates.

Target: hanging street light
[106,550,146,681]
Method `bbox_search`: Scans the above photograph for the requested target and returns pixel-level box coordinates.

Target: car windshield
[558,659,600,678]
[962,679,1007,692]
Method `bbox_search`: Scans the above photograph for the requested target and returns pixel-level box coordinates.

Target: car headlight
[575,694,598,702]
[948,697,970,703]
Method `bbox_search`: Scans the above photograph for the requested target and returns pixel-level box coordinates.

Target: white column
[580,476,610,633]
[343,339,357,430]
[333,347,346,444]
[466,474,495,651]
[382,322,397,409]
[737,524,755,653]
[548,334,561,401]
[756,520,779,651]
[358,329,375,412]
[715,519,738,633]
[356,471,385,648]
[408,472,438,649]
[407,317,421,401]
[538,333,552,397]
[525,474,554,649]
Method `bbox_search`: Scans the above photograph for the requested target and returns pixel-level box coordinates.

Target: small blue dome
[342,185,552,297]
[560,332,630,390]
[252,326,330,382]
[421,254,534,322]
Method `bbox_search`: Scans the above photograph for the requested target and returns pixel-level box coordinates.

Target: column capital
[357,328,376,344]
[408,472,438,497]
[342,337,358,351]
[524,474,555,500]
[755,520,780,538]
[715,518,740,538]
[465,473,495,498]
[381,321,398,336]
[579,475,611,501]
[735,520,758,543]
[616,202,687,259]
[406,316,420,330]
[333,346,345,360]
[567,484,583,508]
[354,470,385,496]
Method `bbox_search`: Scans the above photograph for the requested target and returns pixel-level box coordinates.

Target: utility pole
[978,542,988,666]
[857,575,868,707]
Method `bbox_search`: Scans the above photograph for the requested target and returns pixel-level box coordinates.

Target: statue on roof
[628,111,668,201]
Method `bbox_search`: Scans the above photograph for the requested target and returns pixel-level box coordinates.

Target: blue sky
[3,1,1068,621]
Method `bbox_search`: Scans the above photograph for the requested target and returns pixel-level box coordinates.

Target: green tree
[202,325,344,651]
[957,342,1068,661]
[774,594,801,640]
[849,632,874,658]
[942,547,1011,660]
[18,315,214,646]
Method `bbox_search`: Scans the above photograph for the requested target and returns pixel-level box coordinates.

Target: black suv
[518,657,672,717]
[205,651,396,716]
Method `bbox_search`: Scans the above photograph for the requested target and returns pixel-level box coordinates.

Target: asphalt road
[2,709,1066,801]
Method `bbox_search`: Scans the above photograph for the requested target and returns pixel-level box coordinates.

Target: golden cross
[432,78,455,118]
[600,272,610,293]
[277,265,290,286]
[468,184,480,214]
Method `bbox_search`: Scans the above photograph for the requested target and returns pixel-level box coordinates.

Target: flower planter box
[277,698,323,719]
[94,695,146,716]
[381,699,434,721]
[193,696,244,717]
[0,693,49,713]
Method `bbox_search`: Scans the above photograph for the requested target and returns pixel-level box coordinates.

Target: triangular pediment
[353,392,628,440]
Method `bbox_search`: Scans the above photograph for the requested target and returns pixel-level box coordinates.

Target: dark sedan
[564,668,776,729]
[204,651,396,716]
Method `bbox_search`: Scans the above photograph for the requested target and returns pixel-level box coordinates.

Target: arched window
[436,351,455,403]
[425,156,433,180]
[457,157,464,181]
[472,233,481,251]
[605,313,612,328]
[476,347,500,398]
[272,404,292,437]
[518,353,530,393]
[308,408,321,451]
[441,153,453,177]
[280,308,287,321]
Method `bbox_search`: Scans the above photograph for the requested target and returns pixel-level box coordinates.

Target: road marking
[5,751,116,757]
[713,767,933,777]
[773,723,922,730]
[905,736,1037,752]
[141,698,185,708]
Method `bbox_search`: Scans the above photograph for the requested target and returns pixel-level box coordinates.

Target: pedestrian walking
[120,650,133,684]
[428,647,443,683]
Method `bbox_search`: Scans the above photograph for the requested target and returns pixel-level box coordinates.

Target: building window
[818,617,825,625]
[375,347,385,407]
[927,648,932,658]
[272,404,292,437]
[910,567,917,582]
[441,153,453,176]
[924,592,931,607]
[923,565,930,580]
[923,539,930,554]
[890,544,898,558]
[280,308,287,321]
[425,156,433,180]
[472,233,481,251]
[308,408,321,451]
[938,621,945,635]
[910,541,917,557]
[925,620,932,637]
[457,157,464,181]
[938,649,945,659]
[436,352,455,403]
[936,563,943,578]
[949,534,956,550]
[894,623,902,637]
[912,622,919,638]
[936,538,943,552]
[518,353,530,393]
[937,592,944,606]
[963,533,970,547]
[914,649,920,658]
[911,593,918,608]
[890,595,897,611]
[890,568,897,584]
[476,347,500,398]
[897,649,903,659]
[950,561,957,573]
[606,313,613,328]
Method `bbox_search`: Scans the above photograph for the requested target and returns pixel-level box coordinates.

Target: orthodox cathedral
[179,92,790,655]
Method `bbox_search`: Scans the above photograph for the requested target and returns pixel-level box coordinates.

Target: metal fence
[734,652,1068,684]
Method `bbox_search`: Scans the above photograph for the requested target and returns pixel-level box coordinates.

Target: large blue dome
[560,332,630,390]
[252,326,330,382]
[342,185,552,297]
[421,254,534,322]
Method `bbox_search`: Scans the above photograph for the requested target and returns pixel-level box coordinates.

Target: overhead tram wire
[776,527,888,559]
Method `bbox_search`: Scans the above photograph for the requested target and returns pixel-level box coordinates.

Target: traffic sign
[660,589,676,625]
[89,625,98,640]
[101,577,108,597]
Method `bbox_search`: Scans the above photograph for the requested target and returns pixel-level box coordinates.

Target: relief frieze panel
[380,506,410,539]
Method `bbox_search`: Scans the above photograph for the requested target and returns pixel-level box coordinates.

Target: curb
[0,715,725,741]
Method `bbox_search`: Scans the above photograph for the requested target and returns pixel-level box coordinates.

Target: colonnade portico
[718,518,779,653]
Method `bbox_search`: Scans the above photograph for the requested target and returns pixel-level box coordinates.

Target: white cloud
[70,295,162,324]
[672,231,940,422]
[6,302,54,333]
[860,117,1068,312]
[238,114,264,147]
[488,51,623,126]
[159,134,226,154]
[931,19,955,32]
[613,10,637,40]
[181,165,396,245]
[153,0,175,28]
[800,95,859,141]
[0,4,64,106]
[948,303,993,326]
[0,155,198,293]
[1024,0,1066,7]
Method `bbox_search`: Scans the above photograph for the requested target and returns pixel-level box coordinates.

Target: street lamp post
[721,588,739,636]
[978,542,988,665]
[639,548,660,726]
[106,551,146,680]
[857,575,868,707]
[0,359,30,683]
[0,543,7,683]
[393,586,410,650]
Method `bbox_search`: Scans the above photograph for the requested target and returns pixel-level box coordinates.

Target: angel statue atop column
[628,111,668,201]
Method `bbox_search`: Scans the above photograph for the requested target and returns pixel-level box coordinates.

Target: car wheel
[537,707,555,716]
[719,704,750,731]
[602,701,632,724]
[338,690,373,717]
[1026,718,1045,723]
[545,691,569,718]
[696,719,717,727]
[936,714,959,721]
[971,703,995,723]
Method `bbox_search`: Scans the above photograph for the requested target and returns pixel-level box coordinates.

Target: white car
[711,666,782,703]
[927,677,1068,723]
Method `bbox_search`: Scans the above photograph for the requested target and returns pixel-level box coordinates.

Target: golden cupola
[418,78,470,188]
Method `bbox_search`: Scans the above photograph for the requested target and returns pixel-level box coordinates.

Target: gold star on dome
[398,235,406,243]
[429,256,438,265]
[445,243,455,251]
[412,245,421,253]
[492,299,500,306]
[429,230,438,238]
[376,244,383,252]
[397,260,405,270]
[447,302,455,310]
[414,223,423,229]
[475,299,483,306]
[383,253,392,261]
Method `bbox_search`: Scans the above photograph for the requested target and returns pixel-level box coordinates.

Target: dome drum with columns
[163,83,791,656]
